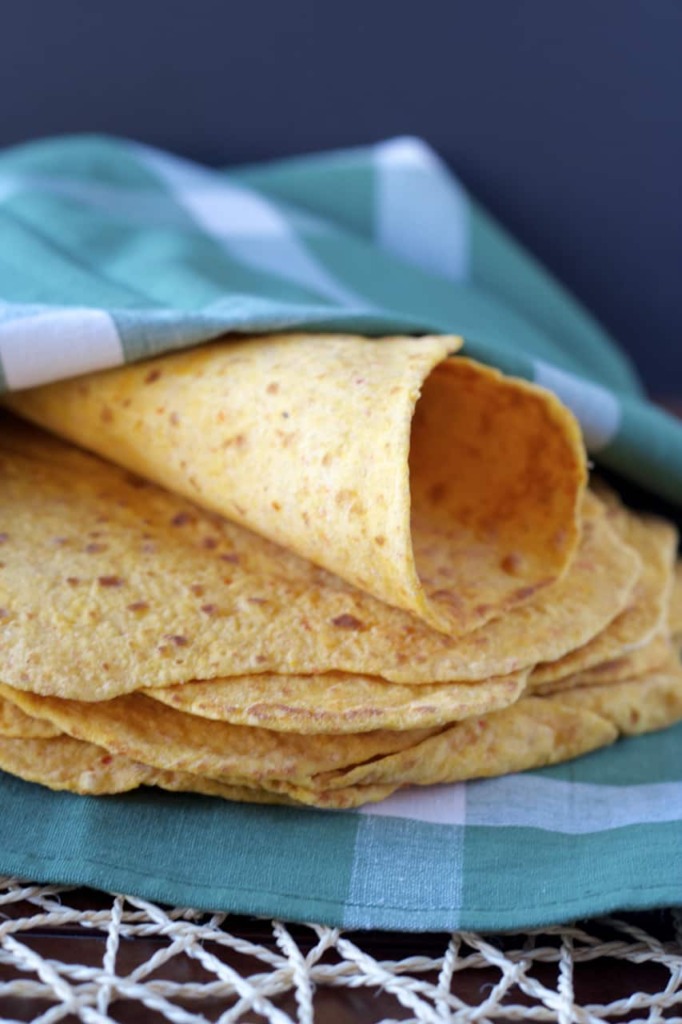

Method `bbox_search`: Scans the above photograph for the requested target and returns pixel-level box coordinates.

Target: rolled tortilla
[5,333,587,636]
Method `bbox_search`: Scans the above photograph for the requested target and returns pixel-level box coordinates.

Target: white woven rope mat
[1,877,681,1023]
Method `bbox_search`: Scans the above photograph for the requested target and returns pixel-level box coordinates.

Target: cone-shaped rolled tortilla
[4,334,587,637]
[0,421,636,699]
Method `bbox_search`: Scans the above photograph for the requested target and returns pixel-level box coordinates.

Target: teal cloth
[0,134,680,931]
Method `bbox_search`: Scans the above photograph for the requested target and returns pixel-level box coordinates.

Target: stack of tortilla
[0,333,680,809]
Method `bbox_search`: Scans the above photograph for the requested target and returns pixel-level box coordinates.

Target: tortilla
[0,425,637,698]
[1,332,678,815]
[0,732,304,803]
[276,658,682,803]
[670,561,682,640]
[0,696,60,739]
[0,732,393,807]
[0,734,156,794]
[6,651,680,808]
[0,684,442,785]
[145,668,528,734]
[1,652,680,810]
[4,334,587,637]
[530,504,677,686]
[5,648,681,806]
[291,698,617,794]
[553,654,682,736]
[536,631,673,693]
[0,684,633,809]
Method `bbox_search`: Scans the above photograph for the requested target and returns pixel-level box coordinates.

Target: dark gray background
[1,0,679,393]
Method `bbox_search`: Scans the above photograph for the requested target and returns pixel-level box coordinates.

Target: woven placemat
[1,877,681,1022]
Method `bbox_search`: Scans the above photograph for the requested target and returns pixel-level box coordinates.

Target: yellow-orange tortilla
[670,561,682,639]
[145,669,527,734]
[0,734,156,795]
[536,631,672,694]
[553,654,682,736]
[1,334,679,814]
[4,334,586,637]
[0,733,392,807]
[530,504,676,686]
[0,684,441,785]
[274,657,682,802]
[0,696,60,738]
[0,425,635,699]
[2,656,680,809]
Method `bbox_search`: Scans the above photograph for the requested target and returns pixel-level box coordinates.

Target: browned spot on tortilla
[127,601,149,613]
[98,576,124,588]
[266,382,280,395]
[501,552,524,576]
[164,634,189,647]
[223,434,246,449]
[331,614,366,630]
[430,588,458,604]
[144,369,162,384]
[374,535,386,547]
[515,582,547,602]
[171,512,193,527]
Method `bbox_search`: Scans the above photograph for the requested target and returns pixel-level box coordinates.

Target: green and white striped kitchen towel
[2,133,681,499]
[0,133,680,930]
